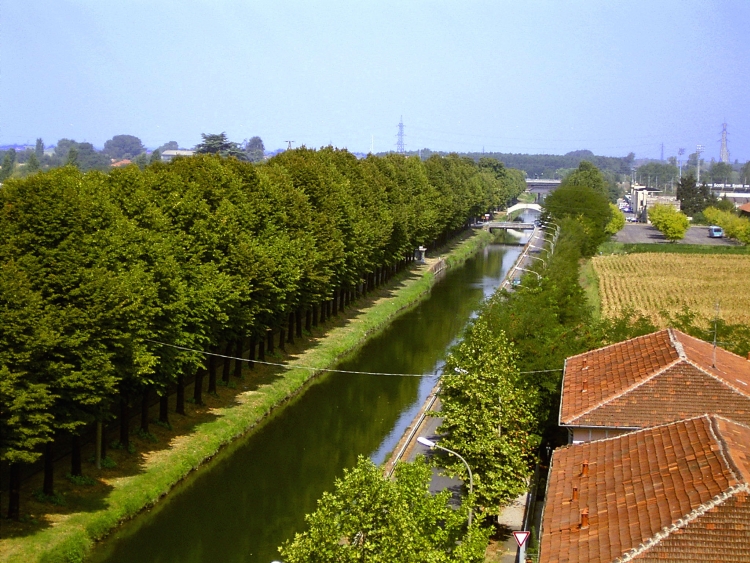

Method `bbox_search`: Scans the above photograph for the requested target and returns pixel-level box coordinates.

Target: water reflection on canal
[91,234,528,563]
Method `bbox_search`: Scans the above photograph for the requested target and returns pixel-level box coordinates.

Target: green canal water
[90,238,526,563]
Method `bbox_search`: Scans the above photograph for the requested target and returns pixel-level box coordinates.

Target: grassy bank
[578,259,601,320]
[2,230,495,563]
[445,229,495,267]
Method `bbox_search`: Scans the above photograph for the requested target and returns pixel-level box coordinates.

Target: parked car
[708,225,724,238]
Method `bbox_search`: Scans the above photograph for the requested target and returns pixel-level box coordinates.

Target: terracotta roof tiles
[540,415,750,563]
[560,329,750,429]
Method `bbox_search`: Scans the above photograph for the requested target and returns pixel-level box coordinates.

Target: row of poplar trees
[0,147,526,518]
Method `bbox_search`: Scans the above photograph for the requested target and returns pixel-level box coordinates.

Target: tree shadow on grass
[0,267,426,545]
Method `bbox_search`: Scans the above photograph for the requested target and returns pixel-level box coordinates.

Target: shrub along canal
[89,229,531,563]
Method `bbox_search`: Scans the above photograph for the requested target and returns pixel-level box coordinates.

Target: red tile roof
[560,329,750,429]
[540,415,750,563]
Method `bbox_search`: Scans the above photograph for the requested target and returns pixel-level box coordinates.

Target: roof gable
[560,330,679,423]
[540,416,750,563]
[561,329,750,428]
[568,362,750,428]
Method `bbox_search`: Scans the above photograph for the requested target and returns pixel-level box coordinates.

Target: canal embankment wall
[382,226,542,473]
[2,229,499,563]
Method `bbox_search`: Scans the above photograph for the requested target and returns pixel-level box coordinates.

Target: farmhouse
[539,415,750,563]
[559,328,750,443]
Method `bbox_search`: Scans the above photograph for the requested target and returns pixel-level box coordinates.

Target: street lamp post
[417,436,474,526]
[527,255,546,268]
[516,266,541,280]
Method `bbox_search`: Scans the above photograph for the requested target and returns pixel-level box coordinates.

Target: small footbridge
[484,221,536,231]
[506,203,542,214]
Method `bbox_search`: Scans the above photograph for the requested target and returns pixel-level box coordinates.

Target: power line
[144,339,561,377]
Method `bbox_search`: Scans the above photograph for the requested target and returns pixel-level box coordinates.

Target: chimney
[580,508,589,529]
[571,485,579,501]
[581,460,589,477]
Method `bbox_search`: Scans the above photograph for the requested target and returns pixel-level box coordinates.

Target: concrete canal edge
[382,225,543,473]
[2,229,497,563]
[381,227,544,562]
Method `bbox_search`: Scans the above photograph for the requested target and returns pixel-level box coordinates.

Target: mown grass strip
[3,230,494,563]
[579,259,601,320]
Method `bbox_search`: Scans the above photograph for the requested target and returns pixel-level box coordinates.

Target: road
[404,405,525,563]
[614,223,738,245]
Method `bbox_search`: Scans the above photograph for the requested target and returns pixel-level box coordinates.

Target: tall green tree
[25,152,41,175]
[103,134,146,159]
[244,136,265,163]
[195,132,246,159]
[559,161,608,199]
[543,165,612,256]
[0,263,56,519]
[35,138,45,160]
[437,325,541,510]
[634,161,679,189]
[676,175,716,216]
[709,161,734,185]
[280,456,489,563]
[741,161,750,185]
[0,148,17,181]
[157,141,179,153]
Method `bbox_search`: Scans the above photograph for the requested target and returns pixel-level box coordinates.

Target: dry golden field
[591,253,750,326]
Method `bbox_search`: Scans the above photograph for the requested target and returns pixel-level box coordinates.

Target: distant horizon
[0,139,731,164]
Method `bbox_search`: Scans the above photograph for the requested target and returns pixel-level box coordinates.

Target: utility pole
[285,140,294,150]
[678,148,685,179]
[696,144,704,184]
[661,143,664,161]
[395,116,405,154]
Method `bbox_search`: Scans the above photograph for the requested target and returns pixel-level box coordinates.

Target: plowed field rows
[592,253,750,326]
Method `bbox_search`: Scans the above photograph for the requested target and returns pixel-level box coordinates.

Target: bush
[703,207,750,244]
[648,204,689,242]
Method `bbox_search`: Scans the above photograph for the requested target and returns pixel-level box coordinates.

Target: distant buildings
[630,184,680,220]
[161,149,195,162]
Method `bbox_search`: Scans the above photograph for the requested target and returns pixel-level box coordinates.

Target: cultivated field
[592,253,750,327]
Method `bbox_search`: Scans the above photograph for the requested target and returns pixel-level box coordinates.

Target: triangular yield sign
[512,530,530,547]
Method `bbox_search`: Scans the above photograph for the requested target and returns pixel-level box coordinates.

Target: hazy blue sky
[2,1,748,161]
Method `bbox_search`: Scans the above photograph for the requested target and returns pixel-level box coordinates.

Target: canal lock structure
[90,219,535,563]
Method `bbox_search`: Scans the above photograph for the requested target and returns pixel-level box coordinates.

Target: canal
[90,232,529,563]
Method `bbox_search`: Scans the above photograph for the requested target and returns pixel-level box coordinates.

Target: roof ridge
[564,357,683,424]
[708,415,741,484]
[667,327,687,359]
[672,328,750,363]
[563,328,671,362]
[615,482,750,562]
